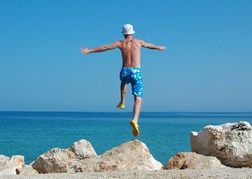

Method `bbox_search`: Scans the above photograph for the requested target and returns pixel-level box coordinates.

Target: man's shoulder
[133,38,143,41]
[132,38,144,43]
[116,38,144,46]
[111,40,123,47]
[115,40,126,44]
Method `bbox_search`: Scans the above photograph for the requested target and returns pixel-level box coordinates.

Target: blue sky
[0,0,251,112]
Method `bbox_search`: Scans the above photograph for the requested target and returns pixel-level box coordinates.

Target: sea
[1,112,252,165]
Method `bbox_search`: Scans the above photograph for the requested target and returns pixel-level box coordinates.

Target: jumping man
[80,24,166,137]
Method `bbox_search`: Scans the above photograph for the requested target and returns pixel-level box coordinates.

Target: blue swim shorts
[119,67,143,97]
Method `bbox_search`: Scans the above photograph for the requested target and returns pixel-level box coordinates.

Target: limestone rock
[191,121,252,167]
[69,139,97,160]
[0,155,10,169]
[18,165,39,175]
[0,155,11,175]
[0,155,25,175]
[32,139,162,173]
[32,139,97,173]
[163,152,222,170]
[75,140,163,172]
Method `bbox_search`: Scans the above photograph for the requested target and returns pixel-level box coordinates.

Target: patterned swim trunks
[119,67,143,97]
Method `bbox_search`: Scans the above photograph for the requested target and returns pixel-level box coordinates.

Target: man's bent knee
[134,95,142,102]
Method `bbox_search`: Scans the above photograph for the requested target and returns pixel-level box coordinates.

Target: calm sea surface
[1,112,252,165]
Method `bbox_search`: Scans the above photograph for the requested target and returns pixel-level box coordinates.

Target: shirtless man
[80,24,166,137]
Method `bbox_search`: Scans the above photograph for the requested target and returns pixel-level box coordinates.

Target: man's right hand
[80,47,90,55]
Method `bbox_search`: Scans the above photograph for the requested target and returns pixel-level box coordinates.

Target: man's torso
[117,38,142,68]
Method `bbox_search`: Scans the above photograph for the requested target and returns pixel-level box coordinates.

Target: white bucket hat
[121,24,135,35]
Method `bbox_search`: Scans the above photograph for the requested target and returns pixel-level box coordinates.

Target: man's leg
[117,82,127,109]
[133,95,142,124]
[120,82,127,104]
[130,95,142,137]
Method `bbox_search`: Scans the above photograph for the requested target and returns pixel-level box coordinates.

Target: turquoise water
[1,112,252,165]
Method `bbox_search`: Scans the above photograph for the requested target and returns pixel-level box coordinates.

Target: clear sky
[0,0,251,112]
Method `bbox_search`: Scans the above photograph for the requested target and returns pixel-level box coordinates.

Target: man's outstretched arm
[140,40,167,50]
[80,42,119,55]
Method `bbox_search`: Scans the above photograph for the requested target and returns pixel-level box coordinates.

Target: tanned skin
[80,34,166,123]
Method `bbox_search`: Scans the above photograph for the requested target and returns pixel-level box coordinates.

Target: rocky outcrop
[32,139,162,173]
[75,140,163,172]
[0,155,25,175]
[191,121,252,167]
[32,139,97,173]
[18,165,38,174]
[163,152,222,170]
[0,155,10,169]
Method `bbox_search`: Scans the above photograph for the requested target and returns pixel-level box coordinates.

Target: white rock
[191,121,252,167]
[163,152,222,170]
[69,139,97,160]
[0,155,25,175]
[0,155,10,170]
[18,165,39,175]
[75,140,163,172]
[32,139,162,173]
[32,139,97,173]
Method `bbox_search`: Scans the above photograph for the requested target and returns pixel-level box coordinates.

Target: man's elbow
[101,45,108,51]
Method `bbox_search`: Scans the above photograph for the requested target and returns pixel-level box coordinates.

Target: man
[80,24,166,137]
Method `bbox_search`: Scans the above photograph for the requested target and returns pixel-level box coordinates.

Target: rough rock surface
[32,139,162,173]
[0,155,25,175]
[18,165,38,175]
[75,140,162,172]
[191,121,252,167]
[163,152,222,170]
[32,139,97,173]
[0,155,10,169]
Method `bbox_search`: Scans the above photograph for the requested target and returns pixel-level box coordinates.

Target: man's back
[116,37,142,68]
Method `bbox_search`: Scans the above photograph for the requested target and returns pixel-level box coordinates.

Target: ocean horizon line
[1,111,252,119]
[1,111,252,113]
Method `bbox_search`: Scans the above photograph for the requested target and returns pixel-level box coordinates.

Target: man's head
[121,24,135,35]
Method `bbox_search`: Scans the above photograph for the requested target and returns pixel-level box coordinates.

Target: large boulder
[32,139,97,173]
[0,155,25,175]
[163,152,222,170]
[32,139,162,173]
[191,121,252,167]
[75,140,163,172]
